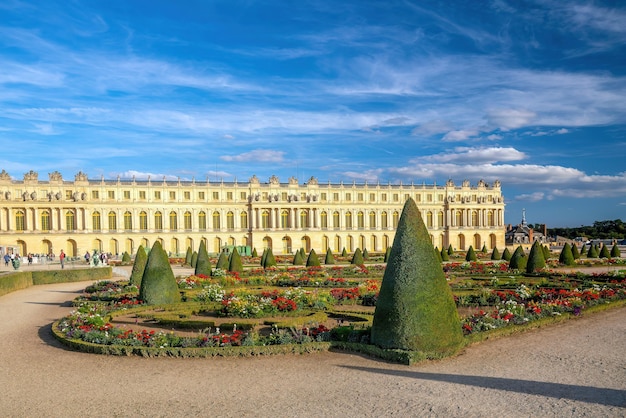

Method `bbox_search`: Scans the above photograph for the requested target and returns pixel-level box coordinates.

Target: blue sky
[1,1,625,228]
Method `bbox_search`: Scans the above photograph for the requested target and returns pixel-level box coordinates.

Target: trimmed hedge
[0,271,32,296]
[0,267,112,296]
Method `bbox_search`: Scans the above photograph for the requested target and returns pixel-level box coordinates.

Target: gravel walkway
[0,279,624,417]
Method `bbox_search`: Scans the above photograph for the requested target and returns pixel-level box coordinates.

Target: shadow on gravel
[37,323,75,351]
[26,301,74,307]
[341,366,626,408]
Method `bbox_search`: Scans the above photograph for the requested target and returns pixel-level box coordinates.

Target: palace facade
[0,170,505,258]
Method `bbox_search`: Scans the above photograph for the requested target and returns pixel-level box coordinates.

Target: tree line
[529,219,625,240]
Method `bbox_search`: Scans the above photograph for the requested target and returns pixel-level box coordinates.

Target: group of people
[84,250,111,266]
[3,250,116,269]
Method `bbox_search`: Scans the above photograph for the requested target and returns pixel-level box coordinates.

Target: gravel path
[0,280,624,417]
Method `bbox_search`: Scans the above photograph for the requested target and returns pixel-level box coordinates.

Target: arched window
[487,210,494,227]
[392,211,399,228]
[281,210,289,228]
[139,211,148,231]
[92,211,101,231]
[471,211,478,227]
[154,211,163,230]
[41,211,51,231]
[381,211,388,228]
[240,211,248,229]
[66,211,76,231]
[300,210,308,228]
[108,211,117,231]
[261,210,270,229]
[369,211,376,228]
[345,211,353,228]
[427,211,433,228]
[212,211,221,230]
[226,211,234,230]
[198,211,207,230]
[184,211,192,230]
[15,211,25,231]
[320,211,328,229]
[357,211,364,228]
[124,211,132,231]
[438,211,444,228]
[456,210,463,227]
[169,211,178,231]
[333,211,340,229]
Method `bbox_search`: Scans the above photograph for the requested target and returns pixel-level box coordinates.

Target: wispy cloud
[220,150,285,163]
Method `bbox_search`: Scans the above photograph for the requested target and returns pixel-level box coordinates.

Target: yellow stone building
[0,170,505,258]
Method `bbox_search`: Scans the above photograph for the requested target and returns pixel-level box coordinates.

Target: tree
[215,251,229,271]
[228,247,243,273]
[292,250,304,265]
[509,246,526,270]
[542,245,551,261]
[362,248,369,260]
[440,247,449,261]
[341,247,348,257]
[184,246,192,266]
[580,244,587,257]
[371,198,463,354]
[251,247,258,257]
[260,248,267,267]
[481,244,488,253]
[571,244,581,259]
[526,241,546,274]
[599,244,610,259]
[610,243,621,258]
[447,244,454,256]
[351,248,364,265]
[324,248,335,265]
[195,241,212,276]
[191,251,198,268]
[384,247,391,262]
[262,247,276,269]
[587,244,599,258]
[465,246,477,262]
[139,241,181,305]
[502,247,512,261]
[558,243,575,266]
[490,247,501,260]
[434,247,443,263]
[121,251,132,265]
[129,245,147,287]
[306,249,321,267]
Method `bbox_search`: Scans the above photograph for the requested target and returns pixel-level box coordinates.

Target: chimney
[529,228,534,242]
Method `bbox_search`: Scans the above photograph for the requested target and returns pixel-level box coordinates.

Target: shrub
[216,251,229,270]
[580,245,587,257]
[341,248,348,257]
[434,247,443,263]
[228,247,243,273]
[195,241,212,276]
[251,248,258,257]
[191,251,198,268]
[129,245,147,287]
[571,244,581,259]
[324,248,335,265]
[610,243,621,258]
[306,249,321,267]
[184,247,192,266]
[490,247,500,260]
[260,248,267,267]
[447,244,454,256]
[440,248,449,261]
[371,198,463,354]
[559,243,575,266]
[139,241,181,305]
[509,251,527,271]
[587,244,599,258]
[465,246,477,262]
[502,247,512,261]
[292,251,304,266]
[599,245,611,259]
[526,241,546,274]
[542,245,551,261]
[351,248,364,265]
[481,244,488,253]
[362,248,369,260]
[263,248,277,269]
[121,252,132,265]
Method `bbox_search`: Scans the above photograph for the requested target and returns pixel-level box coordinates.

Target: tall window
[124,211,132,231]
[381,211,388,228]
[300,210,308,228]
[345,211,352,228]
[139,211,148,230]
[226,211,234,230]
[92,211,101,231]
[427,211,433,228]
[184,211,192,230]
[369,211,376,228]
[15,211,25,231]
[169,211,178,231]
[320,211,328,229]
[392,211,399,228]
[456,210,463,227]
[154,211,163,230]
[240,211,248,229]
[198,211,207,230]
[438,211,444,228]
[357,211,364,229]
[108,211,117,231]
[281,210,289,228]
[471,211,478,227]
[41,211,51,231]
[261,210,269,229]
[333,211,340,229]
[66,211,75,231]
[212,211,221,230]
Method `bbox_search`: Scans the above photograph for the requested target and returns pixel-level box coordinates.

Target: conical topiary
[263,247,276,268]
[440,247,449,261]
[526,241,546,274]
[228,247,243,273]
[610,243,621,258]
[184,246,192,266]
[542,245,551,261]
[138,241,181,305]
[121,251,132,265]
[434,247,443,263]
[559,243,575,266]
[299,248,305,259]
[587,244,599,258]
[195,241,212,276]
[481,244,488,253]
[599,244,610,259]
[490,247,501,260]
[571,244,581,259]
[502,247,512,261]
[260,248,267,267]
[371,198,463,354]
[580,244,587,257]
[324,248,335,265]
[191,251,198,268]
[351,248,364,265]
[251,247,258,257]
[341,247,348,257]
[465,246,477,262]
[216,251,229,270]
[509,247,527,270]
[447,244,454,256]
[384,247,391,262]
[292,250,304,265]
[129,245,147,287]
[362,248,369,260]
[306,249,321,267]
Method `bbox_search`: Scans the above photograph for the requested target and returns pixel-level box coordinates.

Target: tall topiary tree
[371,198,463,354]
[351,248,364,265]
[447,244,454,256]
[324,248,335,265]
[260,248,267,267]
[195,241,212,276]
[292,250,304,266]
[299,248,306,259]
[384,247,391,262]
[490,247,500,260]
[362,248,369,260]
[610,243,621,258]
[526,241,546,274]
[465,246,477,262]
[306,249,321,267]
[580,244,587,257]
[139,241,181,305]
[216,251,229,270]
[481,244,488,253]
[502,247,512,261]
[599,244,610,259]
[434,247,443,263]
[559,243,575,266]
[341,247,348,257]
[121,251,132,265]
[184,246,192,266]
[191,251,198,268]
[509,247,527,271]
[571,244,581,259]
[542,245,551,261]
[587,244,599,258]
[440,247,449,261]
[251,247,258,257]
[263,248,276,269]
[129,245,147,287]
[228,247,243,273]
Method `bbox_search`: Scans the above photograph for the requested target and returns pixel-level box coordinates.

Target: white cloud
[339,169,383,183]
[556,128,569,134]
[485,134,502,140]
[514,192,545,202]
[486,108,536,130]
[412,147,526,165]
[442,129,479,142]
[220,149,285,163]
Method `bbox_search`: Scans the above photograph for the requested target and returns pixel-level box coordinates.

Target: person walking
[3,253,9,267]
[59,250,66,269]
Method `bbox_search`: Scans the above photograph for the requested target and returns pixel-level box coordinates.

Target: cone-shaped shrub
[260,248,267,267]
[324,248,335,265]
[121,251,132,264]
[509,246,527,270]
[610,243,621,258]
[440,248,449,261]
[599,244,610,259]
[139,241,181,305]
[465,246,478,262]
[195,241,212,276]
[502,247,512,261]
[306,249,321,267]
[490,247,500,260]
[559,243,575,266]
[580,244,587,256]
[251,247,258,257]
[341,247,348,257]
[587,244,599,258]
[542,245,551,261]
[371,198,463,354]
[184,247,192,266]
[481,244,488,253]
[263,248,276,268]
[228,247,243,273]
[299,248,306,258]
[129,245,147,287]
[362,248,369,260]
[351,248,364,265]
[216,251,229,270]
[571,244,581,259]
[384,247,391,262]
[191,251,198,268]
[434,247,443,263]
[526,241,546,274]
[292,250,304,266]
[447,244,454,256]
